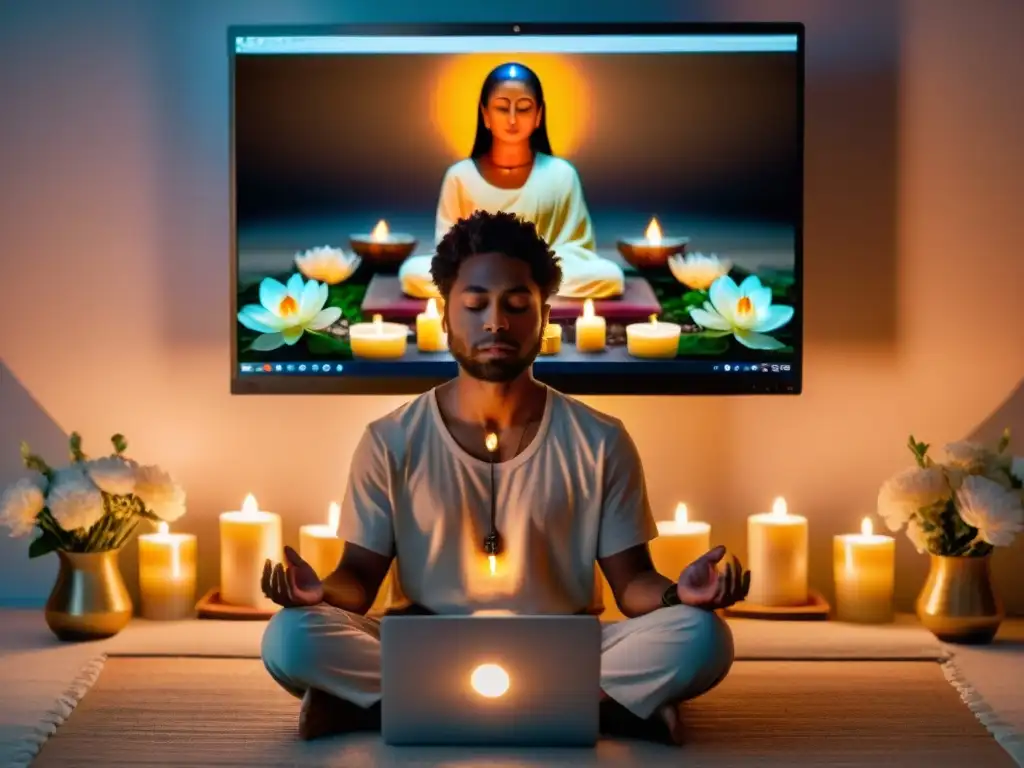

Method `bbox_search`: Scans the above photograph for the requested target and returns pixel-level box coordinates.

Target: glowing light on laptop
[470,663,510,698]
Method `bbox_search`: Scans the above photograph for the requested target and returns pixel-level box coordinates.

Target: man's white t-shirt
[338,386,658,615]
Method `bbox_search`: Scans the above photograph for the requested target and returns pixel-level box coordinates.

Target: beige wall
[1,0,1022,612]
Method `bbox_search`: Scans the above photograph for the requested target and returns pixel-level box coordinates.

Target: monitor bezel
[228,21,805,397]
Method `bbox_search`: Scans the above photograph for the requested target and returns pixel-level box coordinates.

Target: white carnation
[47,474,105,532]
[905,517,930,554]
[133,465,186,522]
[877,465,949,531]
[1011,456,1024,484]
[956,475,1024,547]
[942,441,992,473]
[85,457,136,496]
[0,476,46,537]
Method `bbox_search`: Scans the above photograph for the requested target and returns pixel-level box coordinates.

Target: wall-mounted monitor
[230,22,803,395]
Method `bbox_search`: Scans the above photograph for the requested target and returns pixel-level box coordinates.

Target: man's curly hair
[430,210,562,300]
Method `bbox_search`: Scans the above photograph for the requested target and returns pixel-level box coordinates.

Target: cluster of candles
[344,215,686,362]
[350,301,680,361]
[573,304,681,359]
[135,494,354,619]
[139,492,896,625]
[349,302,448,360]
[639,497,897,624]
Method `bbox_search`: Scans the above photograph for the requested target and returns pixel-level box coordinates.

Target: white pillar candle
[574,299,606,352]
[300,501,345,579]
[138,522,197,620]
[416,298,447,352]
[747,496,808,606]
[833,517,896,624]
[219,494,282,610]
[650,503,712,578]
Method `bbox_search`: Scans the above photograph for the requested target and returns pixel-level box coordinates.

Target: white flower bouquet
[0,432,186,557]
[877,429,1024,557]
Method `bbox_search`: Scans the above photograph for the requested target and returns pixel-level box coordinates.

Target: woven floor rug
[30,657,1014,767]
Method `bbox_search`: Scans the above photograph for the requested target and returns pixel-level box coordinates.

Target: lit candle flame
[424,298,439,318]
[582,298,595,319]
[771,496,788,518]
[372,314,383,334]
[488,554,497,576]
[328,501,341,535]
[645,217,663,245]
[674,502,688,525]
[650,314,659,326]
[861,517,873,536]
[156,521,182,579]
[371,219,389,241]
[485,432,498,454]
[241,494,259,515]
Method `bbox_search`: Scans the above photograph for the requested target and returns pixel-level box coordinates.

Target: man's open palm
[261,546,324,608]
[676,545,751,610]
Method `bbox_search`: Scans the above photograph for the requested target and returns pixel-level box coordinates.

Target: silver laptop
[380,614,602,747]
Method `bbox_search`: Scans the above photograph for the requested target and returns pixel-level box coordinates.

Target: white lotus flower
[295,246,360,285]
[133,465,187,523]
[47,474,105,532]
[689,275,794,350]
[877,465,949,531]
[237,273,342,351]
[85,456,136,496]
[667,252,732,291]
[0,477,45,538]
[956,475,1024,547]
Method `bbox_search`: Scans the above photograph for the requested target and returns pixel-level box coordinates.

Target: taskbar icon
[240,362,344,374]
[712,362,791,373]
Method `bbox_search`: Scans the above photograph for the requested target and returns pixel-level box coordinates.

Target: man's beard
[450,334,542,383]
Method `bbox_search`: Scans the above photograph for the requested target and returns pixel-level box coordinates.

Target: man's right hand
[261,545,325,608]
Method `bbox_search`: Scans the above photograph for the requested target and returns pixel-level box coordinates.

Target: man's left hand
[676,545,751,610]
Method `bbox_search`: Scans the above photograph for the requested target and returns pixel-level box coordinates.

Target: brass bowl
[616,237,688,270]
[349,234,418,267]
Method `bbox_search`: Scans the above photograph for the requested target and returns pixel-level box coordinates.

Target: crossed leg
[261,603,734,742]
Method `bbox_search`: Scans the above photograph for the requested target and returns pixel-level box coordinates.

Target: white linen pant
[261,605,734,720]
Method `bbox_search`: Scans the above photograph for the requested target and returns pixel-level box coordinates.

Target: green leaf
[997,427,1011,454]
[326,284,368,323]
[20,442,53,480]
[111,434,128,455]
[69,432,86,462]
[306,332,353,356]
[677,333,731,356]
[907,435,930,468]
[681,290,708,307]
[28,533,60,559]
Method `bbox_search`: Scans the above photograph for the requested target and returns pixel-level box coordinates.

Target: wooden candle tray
[196,588,278,620]
[722,589,830,621]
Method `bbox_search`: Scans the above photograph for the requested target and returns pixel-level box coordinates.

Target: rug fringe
[942,656,1024,767]
[6,653,108,768]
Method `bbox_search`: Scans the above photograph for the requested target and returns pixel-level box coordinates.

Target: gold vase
[45,549,133,642]
[916,553,1003,644]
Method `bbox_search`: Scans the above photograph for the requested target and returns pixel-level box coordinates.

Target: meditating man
[260,210,749,744]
